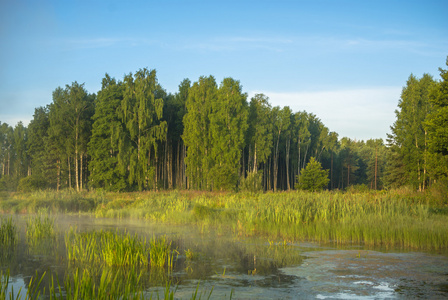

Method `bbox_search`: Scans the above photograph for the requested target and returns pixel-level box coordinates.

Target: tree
[183,76,217,190]
[425,57,448,182]
[296,157,329,191]
[88,74,127,191]
[271,106,291,191]
[246,94,273,191]
[209,77,248,190]
[248,94,273,174]
[388,73,435,190]
[47,83,94,191]
[27,106,50,182]
[118,68,167,191]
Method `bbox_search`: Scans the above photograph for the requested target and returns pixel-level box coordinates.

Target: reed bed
[0,216,17,247]
[1,268,194,300]
[65,228,176,269]
[26,213,56,245]
[1,189,447,250]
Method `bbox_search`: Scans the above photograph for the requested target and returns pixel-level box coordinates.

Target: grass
[65,228,177,270]
[1,189,447,250]
[1,268,216,300]
[26,212,56,245]
[0,217,17,247]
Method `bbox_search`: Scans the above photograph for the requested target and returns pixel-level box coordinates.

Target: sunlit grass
[26,213,56,246]
[65,228,177,270]
[1,189,447,250]
[0,216,17,247]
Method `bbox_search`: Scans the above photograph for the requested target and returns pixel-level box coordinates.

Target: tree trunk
[331,152,334,190]
[286,137,290,191]
[68,156,71,189]
[273,132,280,192]
[374,147,378,190]
[57,159,61,191]
[80,153,83,191]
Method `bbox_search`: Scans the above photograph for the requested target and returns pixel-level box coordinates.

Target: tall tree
[209,77,248,190]
[294,111,311,183]
[89,74,126,191]
[247,94,273,177]
[389,73,435,190]
[118,68,167,191]
[12,122,28,179]
[183,76,217,190]
[27,106,50,181]
[271,106,291,191]
[425,57,448,182]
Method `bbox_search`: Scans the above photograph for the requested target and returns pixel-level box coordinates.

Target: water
[1,214,447,299]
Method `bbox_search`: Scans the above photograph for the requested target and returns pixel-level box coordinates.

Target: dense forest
[0,58,447,193]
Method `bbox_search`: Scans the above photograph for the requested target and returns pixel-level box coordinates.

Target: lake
[2,214,447,299]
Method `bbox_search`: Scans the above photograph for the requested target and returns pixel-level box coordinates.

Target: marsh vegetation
[0,188,447,299]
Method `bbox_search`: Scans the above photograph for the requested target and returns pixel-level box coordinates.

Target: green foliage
[17,175,48,192]
[296,157,329,191]
[0,175,18,192]
[0,217,17,247]
[88,74,127,191]
[26,213,56,245]
[239,171,263,193]
[119,68,167,191]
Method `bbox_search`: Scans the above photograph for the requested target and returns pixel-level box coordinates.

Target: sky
[0,0,447,141]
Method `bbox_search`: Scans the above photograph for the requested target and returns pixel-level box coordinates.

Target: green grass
[1,189,447,250]
[65,228,177,269]
[0,217,17,247]
[26,213,56,245]
[2,268,216,300]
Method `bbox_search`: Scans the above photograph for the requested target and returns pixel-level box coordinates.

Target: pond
[1,214,447,299]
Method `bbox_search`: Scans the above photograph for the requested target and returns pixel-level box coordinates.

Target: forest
[0,58,447,194]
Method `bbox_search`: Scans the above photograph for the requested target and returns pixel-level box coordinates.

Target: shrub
[17,175,48,192]
[296,157,329,192]
[239,171,263,193]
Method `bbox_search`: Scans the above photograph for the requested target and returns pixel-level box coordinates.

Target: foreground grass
[1,268,210,300]
[1,189,447,250]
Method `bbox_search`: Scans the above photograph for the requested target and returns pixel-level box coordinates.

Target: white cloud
[249,87,401,141]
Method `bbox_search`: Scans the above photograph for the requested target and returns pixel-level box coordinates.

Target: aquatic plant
[0,270,46,300]
[149,235,176,269]
[26,213,56,246]
[0,217,17,247]
[2,189,448,250]
[65,228,178,271]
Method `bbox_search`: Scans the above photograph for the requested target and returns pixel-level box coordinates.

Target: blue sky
[0,0,447,141]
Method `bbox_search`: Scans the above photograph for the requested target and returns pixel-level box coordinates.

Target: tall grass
[2,189,447,250]
[65,228,177,269]
[26,213,56,246]
[0,270,46,300]
[0,217,17,247]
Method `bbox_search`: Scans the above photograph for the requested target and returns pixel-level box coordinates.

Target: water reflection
[1,214,447,299]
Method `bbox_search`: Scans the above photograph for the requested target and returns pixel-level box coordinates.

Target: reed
[26,213,56,247]
[65,228,177,270]
[0,270,46,300]
[2,189,447,250]
[0,217,17,247]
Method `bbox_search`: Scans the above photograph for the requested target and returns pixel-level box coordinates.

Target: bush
[429,177,448,205]
[17,175,48,193]
[239,171,263,193]
[0,176,18,192]
[296,157,329,192]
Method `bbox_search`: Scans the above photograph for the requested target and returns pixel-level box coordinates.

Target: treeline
[1,58,447,193]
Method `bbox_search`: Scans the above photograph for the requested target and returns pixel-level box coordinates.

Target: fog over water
[2,214,447,299]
